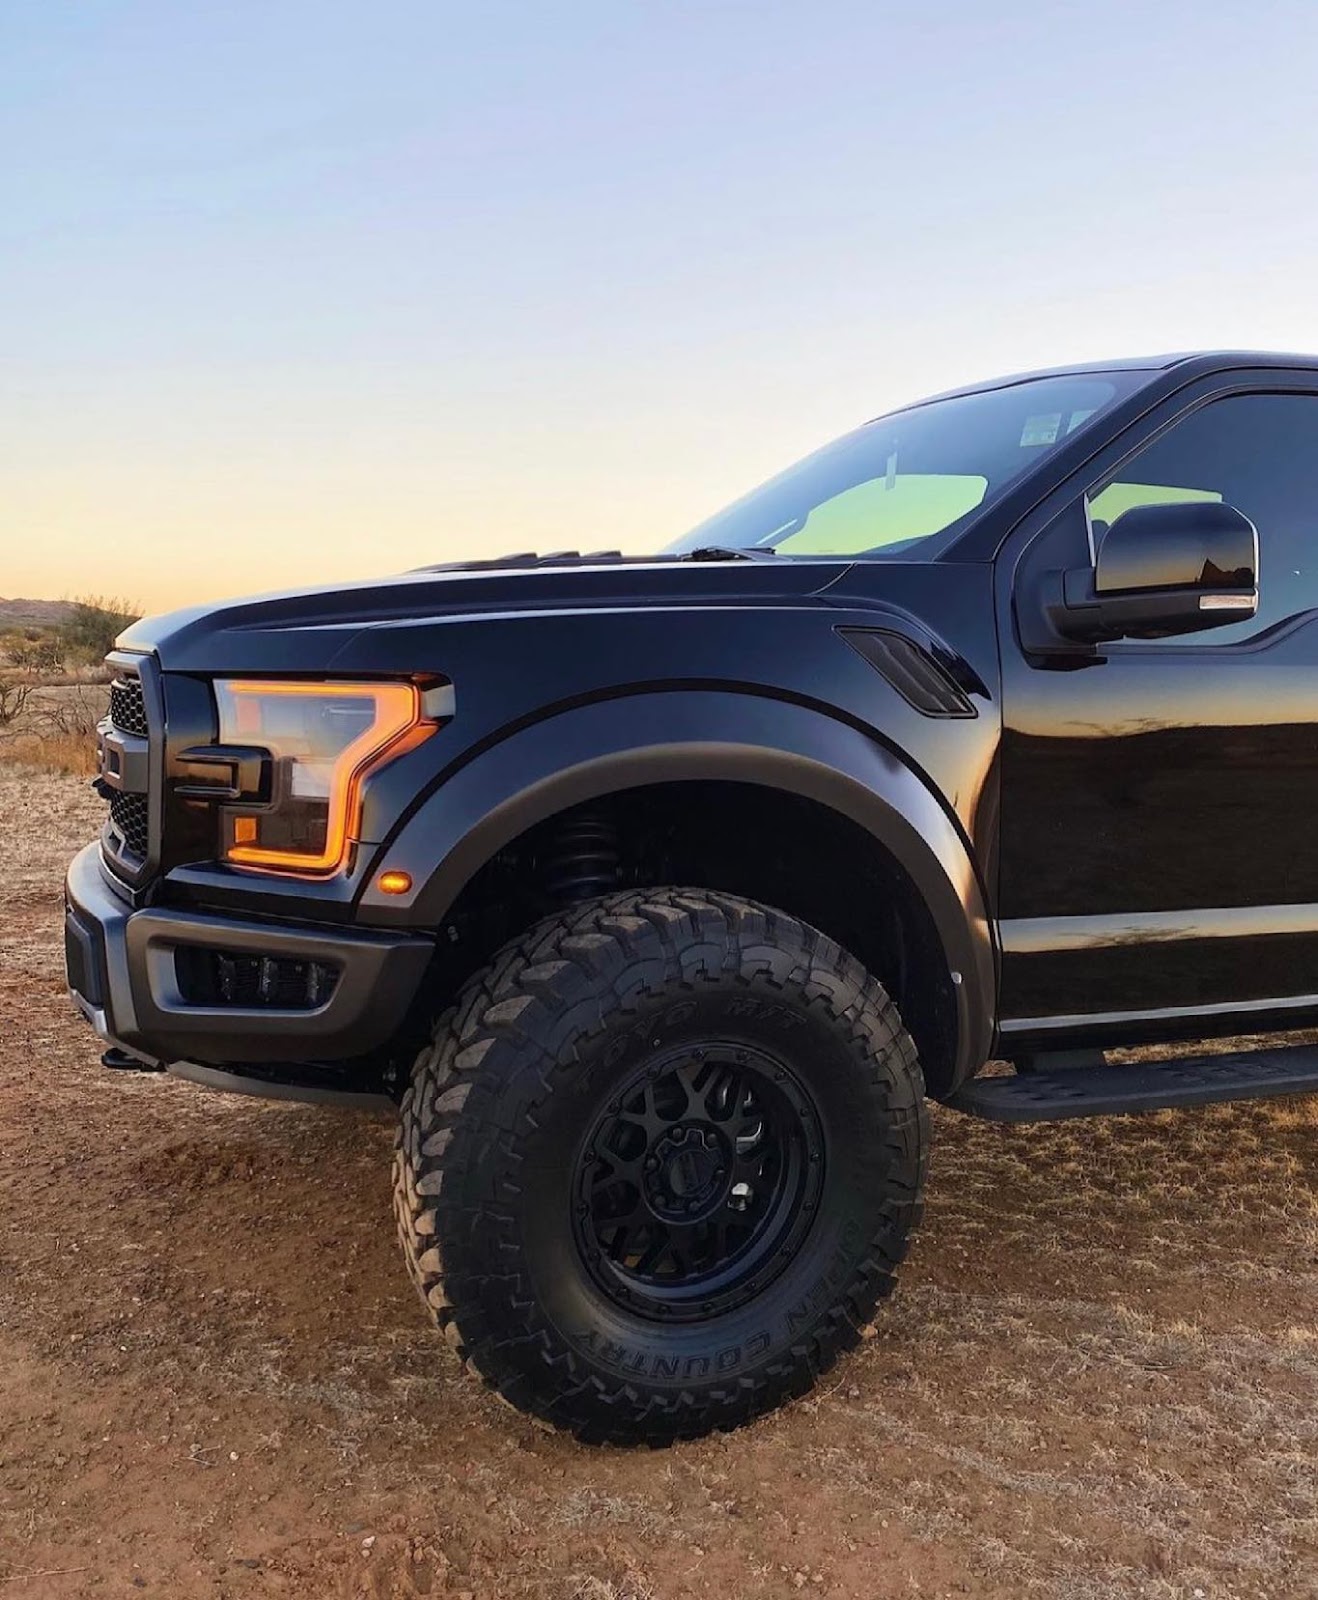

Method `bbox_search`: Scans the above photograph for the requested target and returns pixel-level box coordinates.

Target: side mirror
[1047,500,1258,644]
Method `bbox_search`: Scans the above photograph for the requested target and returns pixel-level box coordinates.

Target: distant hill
[0,597,75,628]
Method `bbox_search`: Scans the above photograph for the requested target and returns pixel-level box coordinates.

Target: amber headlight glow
[214,680,434,876]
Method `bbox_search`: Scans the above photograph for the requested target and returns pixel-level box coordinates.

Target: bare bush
[39,685,103,738]
[0,681,106,775]
[0,682,32,728]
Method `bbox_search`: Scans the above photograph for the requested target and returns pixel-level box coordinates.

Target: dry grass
[1,731,99,775]
[1,769,1315,1599]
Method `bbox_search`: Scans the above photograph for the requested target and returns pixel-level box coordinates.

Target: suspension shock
[542,809,620,902]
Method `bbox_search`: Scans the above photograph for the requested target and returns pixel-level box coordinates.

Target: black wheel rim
[572,1042,824,1321]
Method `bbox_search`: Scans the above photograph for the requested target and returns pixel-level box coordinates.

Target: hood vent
[840,629,978,718]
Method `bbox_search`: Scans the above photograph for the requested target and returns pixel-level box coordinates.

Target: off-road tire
[393,887,928,1444]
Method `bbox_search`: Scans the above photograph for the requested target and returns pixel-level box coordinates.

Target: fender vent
[840,629,977,718]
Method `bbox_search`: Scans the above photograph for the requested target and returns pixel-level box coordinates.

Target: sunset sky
[8,1,1318,614]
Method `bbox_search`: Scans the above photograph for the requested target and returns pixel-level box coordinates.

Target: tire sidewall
[444,976,914,1397]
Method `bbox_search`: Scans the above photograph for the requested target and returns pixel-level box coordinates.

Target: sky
[6,0,1318,614]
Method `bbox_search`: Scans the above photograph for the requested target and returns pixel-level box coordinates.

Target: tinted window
[1086,393,1318,644]
[665,373,1140,561]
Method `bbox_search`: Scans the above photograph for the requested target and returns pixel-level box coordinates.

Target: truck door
[997,379,1318,1047]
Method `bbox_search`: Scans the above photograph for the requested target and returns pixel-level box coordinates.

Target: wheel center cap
[667,1144,714,1196]
[645,1124,729,1219]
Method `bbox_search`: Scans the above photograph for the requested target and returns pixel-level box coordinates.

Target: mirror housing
[1047,500,1258,644]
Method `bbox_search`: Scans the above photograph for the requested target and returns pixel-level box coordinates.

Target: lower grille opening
[108,791,149,858]
[174,947,342,1010]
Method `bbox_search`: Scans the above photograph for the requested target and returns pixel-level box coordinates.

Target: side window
[1084,393,1318,646]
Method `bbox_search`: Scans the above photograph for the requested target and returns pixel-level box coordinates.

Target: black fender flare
[361,691,995,1086]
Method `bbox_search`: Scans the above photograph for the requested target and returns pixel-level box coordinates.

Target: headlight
[214,680,434,876]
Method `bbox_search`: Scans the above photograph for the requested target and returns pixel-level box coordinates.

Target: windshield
[664,372,1142,560]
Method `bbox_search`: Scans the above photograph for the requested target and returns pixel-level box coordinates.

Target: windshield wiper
[677,545,779,562]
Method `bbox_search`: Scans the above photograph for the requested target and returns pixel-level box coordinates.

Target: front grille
[99,654,156,882]
[109,677,148,736]
[108,790,149,857]
[173,947,341,1010]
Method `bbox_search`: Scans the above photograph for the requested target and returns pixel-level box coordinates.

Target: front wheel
[393,888,928,1444]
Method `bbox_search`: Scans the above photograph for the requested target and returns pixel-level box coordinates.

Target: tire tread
[392,886,928,1445]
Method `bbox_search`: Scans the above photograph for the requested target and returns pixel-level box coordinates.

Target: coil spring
[542,811,620,902]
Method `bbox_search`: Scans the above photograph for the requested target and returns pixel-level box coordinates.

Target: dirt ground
[2,768,1316,1599]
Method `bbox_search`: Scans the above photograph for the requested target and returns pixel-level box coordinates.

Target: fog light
[377,869,412,895]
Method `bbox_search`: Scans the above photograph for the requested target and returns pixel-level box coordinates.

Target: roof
[899,351,1318,413]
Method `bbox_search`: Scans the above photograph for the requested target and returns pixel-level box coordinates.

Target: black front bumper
[64,843,433,1078]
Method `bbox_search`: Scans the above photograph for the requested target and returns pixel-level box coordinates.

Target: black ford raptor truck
[66,352,1318,1443]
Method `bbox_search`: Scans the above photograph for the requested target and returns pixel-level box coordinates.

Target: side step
[948,1045,1318,1123]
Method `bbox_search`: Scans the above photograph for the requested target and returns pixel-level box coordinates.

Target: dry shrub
[0,682,104,775]
[2,633,61,674]
[39,685,103,737]
[0,681,33,727]
[59,595,141,666]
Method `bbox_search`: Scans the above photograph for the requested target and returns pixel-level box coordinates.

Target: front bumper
[64,843,433,1072]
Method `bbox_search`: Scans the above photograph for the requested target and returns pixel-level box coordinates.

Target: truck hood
[118,554,855,675]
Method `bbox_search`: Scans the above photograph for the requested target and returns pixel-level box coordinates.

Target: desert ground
[2,763,1316,1599]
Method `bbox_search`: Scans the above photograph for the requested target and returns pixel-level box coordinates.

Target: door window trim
[999,369,1318,657]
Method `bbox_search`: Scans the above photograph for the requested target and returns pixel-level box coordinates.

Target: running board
[948,1045,1318,1123]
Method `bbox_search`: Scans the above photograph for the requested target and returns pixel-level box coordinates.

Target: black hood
[118,553,853,675]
